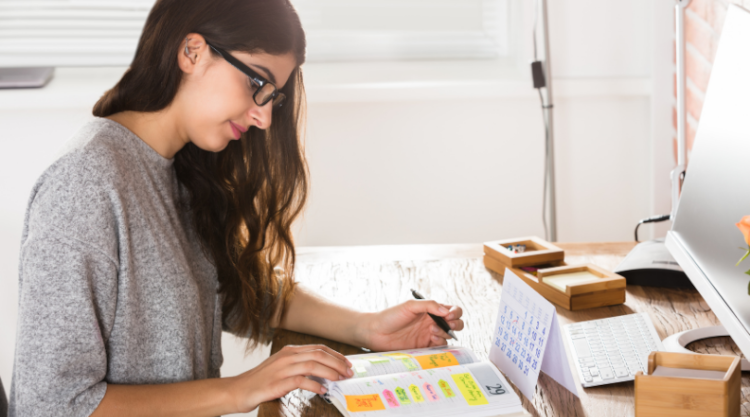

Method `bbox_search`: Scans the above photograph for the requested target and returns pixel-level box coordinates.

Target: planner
[315,346,528,417]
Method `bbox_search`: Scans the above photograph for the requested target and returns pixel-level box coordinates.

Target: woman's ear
[178,33,209,74]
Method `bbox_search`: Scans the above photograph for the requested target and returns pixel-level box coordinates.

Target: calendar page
[489,268,578,400]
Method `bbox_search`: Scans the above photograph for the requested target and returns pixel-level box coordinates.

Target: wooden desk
[258,242,749,417]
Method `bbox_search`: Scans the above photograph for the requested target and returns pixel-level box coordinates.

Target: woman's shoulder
[24,118,135,248]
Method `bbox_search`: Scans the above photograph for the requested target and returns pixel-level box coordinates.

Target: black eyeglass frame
[207,42,286,108]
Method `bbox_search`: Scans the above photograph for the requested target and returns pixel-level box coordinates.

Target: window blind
[0,0,508,67]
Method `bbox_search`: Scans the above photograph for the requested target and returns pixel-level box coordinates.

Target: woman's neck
[106,107,188,160]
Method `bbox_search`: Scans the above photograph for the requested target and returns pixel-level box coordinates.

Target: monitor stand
[662,326,750,371]
[614,238,694,289]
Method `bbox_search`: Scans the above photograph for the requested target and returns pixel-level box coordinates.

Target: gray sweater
[10,118,226,416]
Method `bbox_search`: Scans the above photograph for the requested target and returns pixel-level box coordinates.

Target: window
[292,0,510,61]
[0,0,510,67]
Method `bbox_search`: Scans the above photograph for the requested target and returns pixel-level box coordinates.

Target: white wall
[0,0,668,402]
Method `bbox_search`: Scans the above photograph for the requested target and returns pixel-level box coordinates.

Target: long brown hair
[93,0,306,346]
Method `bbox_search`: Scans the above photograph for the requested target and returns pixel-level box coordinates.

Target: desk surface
[258,242,749,417]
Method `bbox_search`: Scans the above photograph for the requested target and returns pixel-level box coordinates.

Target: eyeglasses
[207,42,286,109]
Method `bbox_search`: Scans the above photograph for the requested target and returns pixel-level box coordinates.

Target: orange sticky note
[414,352,459,369]
[345,394,387,412]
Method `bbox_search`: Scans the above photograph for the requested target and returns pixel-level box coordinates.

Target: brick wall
[676,0,747,161]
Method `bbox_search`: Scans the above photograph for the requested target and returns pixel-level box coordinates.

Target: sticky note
[382,389,399,408]
[542,271,600,292]
[423,382,440,401]
[409,384,425,403]
[395,387,411,405]
[451,373,489,406]
[383,353,413,359]
[401,358,418,371]
[414,352,459,369]
[438,379,456,398]
[345,394,386,412]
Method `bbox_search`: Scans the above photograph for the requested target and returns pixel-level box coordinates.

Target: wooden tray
[483,236,564,268]
[483,256,626,310]
[635,351,740,416]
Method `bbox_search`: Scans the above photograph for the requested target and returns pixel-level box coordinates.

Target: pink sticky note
[422,383,440,401]
[382,389,399,408]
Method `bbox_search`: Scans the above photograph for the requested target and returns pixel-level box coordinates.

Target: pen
[410,289,458,341]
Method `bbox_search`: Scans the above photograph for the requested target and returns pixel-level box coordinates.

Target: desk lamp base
[614,238,695,289]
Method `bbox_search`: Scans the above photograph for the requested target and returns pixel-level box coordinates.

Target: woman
[9,0,463,416]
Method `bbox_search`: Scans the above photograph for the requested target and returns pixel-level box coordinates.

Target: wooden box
[635,351,741,417]
[483,256,626,310]
[483,236,565,268]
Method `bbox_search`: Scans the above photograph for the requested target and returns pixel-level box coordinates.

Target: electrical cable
[634,214,671,242]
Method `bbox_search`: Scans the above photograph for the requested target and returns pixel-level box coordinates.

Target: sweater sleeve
[10,157,119,417]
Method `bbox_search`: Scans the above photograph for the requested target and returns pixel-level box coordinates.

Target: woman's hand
[227,344,353,414]
[358,300,464,352]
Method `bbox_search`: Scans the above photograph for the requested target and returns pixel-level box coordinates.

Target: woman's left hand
[357,300,464,351]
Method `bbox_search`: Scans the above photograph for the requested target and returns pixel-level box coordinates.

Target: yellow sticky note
[542,271,600,292]
[414,352,459,370]
[409,384,425,403]
[345,394,387,412]
[451,373,489,406]
[382,353,413,359]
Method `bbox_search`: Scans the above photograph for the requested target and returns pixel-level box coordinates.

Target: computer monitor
[665,4,750,360]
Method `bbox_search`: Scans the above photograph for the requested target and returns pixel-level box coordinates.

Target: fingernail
[432,335,440,342]
[439,307,449,314]
[339,375,345,380]
[449,322,455,329]
[321,387,328,394]
[346,359,353,367]
[347,369,354,377]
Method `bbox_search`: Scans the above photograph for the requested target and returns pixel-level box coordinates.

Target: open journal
[314,346,528,417]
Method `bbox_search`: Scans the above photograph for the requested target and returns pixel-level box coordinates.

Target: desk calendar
[489,268,578,400]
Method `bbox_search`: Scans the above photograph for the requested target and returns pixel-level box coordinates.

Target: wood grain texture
[258,242,750,417]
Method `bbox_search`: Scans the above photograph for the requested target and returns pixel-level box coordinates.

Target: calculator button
[600,369,615,380]
[614,368,628,378]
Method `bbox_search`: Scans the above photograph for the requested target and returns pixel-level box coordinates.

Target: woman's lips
[229,121,246,140]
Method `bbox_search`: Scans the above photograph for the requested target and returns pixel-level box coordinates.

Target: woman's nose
[248,101,273,130]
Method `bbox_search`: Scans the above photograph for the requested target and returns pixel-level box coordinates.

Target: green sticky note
[395,387,411,405]
[401,358,418,371]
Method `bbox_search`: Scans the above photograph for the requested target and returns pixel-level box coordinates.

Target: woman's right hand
[227,344,354,414]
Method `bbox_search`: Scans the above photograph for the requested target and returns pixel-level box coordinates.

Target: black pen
[410,289,458,341]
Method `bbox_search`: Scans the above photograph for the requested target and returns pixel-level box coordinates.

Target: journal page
[328,362,524,417]
[345,346,479,379]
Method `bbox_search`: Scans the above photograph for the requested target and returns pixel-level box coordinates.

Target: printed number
[532,359,538,370]
[527,354,532,363]
[497,327,503,337]
[542,328,547,336]
[535,349,541,359]
[523,366,529,376]
[486,384,506,395]
[536,321,539,330]
[514,343,520,353]
[524,337,529,347]
[506,349,512,359]
[500,316,505,325]
[503,333,509,342]
[494,337,501,347]
[532,331,537,341]
[520,348,526,358]
[517,358,524,370]
[500,343,506,352]
[512,354,518,364]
